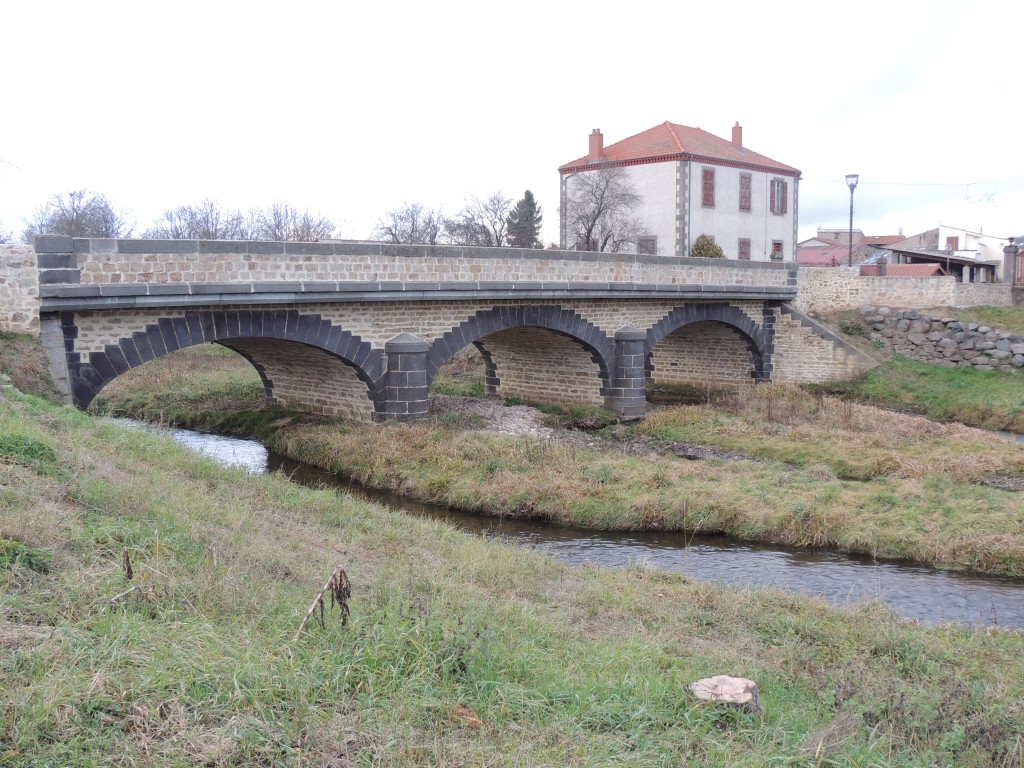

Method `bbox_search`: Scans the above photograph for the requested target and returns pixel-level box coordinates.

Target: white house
[558,122,801,261]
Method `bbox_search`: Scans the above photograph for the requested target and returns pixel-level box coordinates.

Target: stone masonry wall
[649,321,754,388]
[221,337,375,421]
[861,305,1024,372]
[794,268,1013,313]
[770,310,877,383]
[952,282,1013,308]
[41,237,794,291]
[481,327,606,407]
[0,244,39,334]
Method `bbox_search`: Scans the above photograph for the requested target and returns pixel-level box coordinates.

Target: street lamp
[845,174,859,266]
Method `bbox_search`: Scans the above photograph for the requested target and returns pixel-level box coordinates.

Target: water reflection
[118,419,1024,629]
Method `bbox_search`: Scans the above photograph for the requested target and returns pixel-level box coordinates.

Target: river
[118,419,1024,629]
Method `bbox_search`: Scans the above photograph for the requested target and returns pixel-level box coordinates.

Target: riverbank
[89,345,1024,578]
[3,380,1024,765]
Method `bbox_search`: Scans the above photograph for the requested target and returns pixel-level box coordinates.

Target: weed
[0,538,52,573]
[0,433,58,472]
[836,310,870,340]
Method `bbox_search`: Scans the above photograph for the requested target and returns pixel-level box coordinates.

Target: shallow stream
[118,419,1024,629]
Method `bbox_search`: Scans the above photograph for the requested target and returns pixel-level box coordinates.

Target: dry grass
[640,383,1024,483]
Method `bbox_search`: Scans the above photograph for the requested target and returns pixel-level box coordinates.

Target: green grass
[2,382,1023,766]
[430,372,486,398]
[815,355,1024,432]
[955,305,1024,337]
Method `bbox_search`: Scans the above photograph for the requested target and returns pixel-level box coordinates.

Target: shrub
[690,234,725,259]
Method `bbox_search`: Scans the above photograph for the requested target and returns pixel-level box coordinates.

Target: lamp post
[845,174,859,266]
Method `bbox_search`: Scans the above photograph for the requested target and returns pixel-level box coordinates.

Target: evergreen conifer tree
[506,190,543,248]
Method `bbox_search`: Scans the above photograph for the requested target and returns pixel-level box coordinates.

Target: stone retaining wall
[0,244,39,334]
[795,268,1012,312]
[861,305,1024,371]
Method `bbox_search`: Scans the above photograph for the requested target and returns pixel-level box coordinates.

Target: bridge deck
[36,237,797,312]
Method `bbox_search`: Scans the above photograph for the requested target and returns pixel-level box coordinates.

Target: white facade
[561,159,799,261]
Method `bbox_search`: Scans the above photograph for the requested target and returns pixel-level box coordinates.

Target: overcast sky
[2,0,1021,247]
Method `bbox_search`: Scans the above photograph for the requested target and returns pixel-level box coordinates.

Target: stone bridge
[29,236,874,422]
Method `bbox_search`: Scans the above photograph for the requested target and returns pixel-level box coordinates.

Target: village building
[558,122,801,261]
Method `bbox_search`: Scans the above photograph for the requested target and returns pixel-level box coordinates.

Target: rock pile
[861,305,1024,372]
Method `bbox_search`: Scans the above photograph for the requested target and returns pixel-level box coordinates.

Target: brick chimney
[588,129,604,161]
[732,122,742,148]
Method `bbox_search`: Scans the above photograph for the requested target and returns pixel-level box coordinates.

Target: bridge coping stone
[39,236,798,273]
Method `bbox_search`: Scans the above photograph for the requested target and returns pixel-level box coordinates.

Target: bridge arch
[427,305,615,407]
[646,304,772,387]
[67,309,385,419]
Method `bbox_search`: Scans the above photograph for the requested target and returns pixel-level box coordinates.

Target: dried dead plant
[295,565,351,639]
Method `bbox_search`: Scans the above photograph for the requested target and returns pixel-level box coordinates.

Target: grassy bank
[3,382,1024,766]
[91,346,1024,577]
[815,355,1024,433]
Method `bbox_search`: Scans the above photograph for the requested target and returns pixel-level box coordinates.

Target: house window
[946,236,960,250]
[771,240,784,260]
[769,178,788,215]
[739,173,751,211]
[638,236,657,255]
[702,168,715,207]
[738,238,751,260]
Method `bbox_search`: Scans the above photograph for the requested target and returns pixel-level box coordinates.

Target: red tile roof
[797,245,847,266]
[860,264,945,277]
[560,122,800,176]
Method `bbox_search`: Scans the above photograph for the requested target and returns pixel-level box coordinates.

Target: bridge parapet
[36,237,794,303]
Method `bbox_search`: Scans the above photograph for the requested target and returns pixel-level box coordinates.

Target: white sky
[2,0,1022,246]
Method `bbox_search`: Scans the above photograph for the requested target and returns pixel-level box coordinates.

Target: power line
[804,178,975,187]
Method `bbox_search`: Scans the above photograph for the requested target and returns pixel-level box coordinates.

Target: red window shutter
[702,168,715,206]
[739,174,751,210]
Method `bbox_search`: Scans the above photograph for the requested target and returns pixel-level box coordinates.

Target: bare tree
[144,200,336,241]
[372,202,444,245]
[22,190,133,241]
[252,202,336,241]
[562,166,646,252]
[144,199,251,240]
[443,192,513,246]
[0,220,12,244]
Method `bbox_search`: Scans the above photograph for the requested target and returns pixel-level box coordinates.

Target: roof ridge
[663,121,685,152]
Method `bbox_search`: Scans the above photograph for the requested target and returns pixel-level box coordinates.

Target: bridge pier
[609,327,647,422]
[381,333,430,422]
